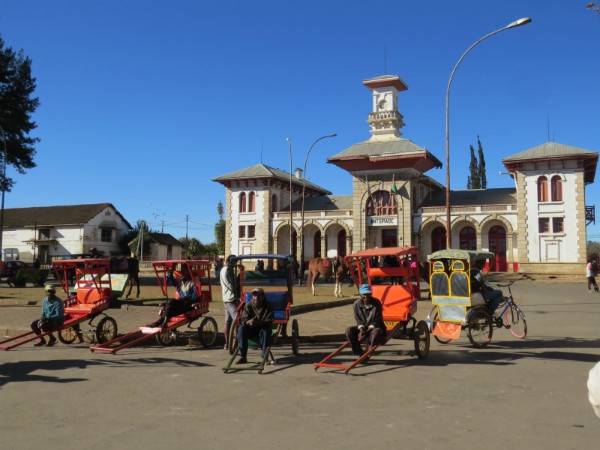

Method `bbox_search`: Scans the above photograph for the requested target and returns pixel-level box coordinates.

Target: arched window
[551,175,563,202]
[459,226,476,250]
[239,192,247,213]
[271,194,278,212]
[537,176,548,202]
[431,227,447,252]
[249,192,256,212]
[365,190,397,216]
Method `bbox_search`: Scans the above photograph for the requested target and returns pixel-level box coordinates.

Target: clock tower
[363,75,408,140]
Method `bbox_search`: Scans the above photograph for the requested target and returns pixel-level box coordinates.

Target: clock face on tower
[378,98,387,110]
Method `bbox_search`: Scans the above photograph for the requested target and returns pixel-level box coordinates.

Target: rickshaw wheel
[198,317,218,347]
[413,320,430,359]
[466,307,493,348]
[58,327,78,345]
[96,317,118,344]
[227,320,238,355]
[291,319,300,356]
[505,305,527,339]
[431,309,452,344]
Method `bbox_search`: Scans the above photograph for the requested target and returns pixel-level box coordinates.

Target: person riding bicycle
[469,260,504,316]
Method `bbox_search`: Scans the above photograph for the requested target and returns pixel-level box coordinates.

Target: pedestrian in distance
[587,260,599,293]
[30,284,64,347]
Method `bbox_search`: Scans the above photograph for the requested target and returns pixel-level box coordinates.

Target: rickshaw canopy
[428,249,494,262]
[346,246,418,260]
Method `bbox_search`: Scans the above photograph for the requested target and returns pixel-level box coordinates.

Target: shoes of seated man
[46,337,57,347]
[34,339,46,347]
[236,356,248,364]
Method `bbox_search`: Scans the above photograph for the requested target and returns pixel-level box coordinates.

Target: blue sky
[1,0,599,243]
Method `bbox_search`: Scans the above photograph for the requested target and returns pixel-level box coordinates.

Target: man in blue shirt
[30,284,64,347]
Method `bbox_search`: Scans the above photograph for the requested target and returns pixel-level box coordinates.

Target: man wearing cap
[236,287,274,364]
[345,284,385,356]
[30,284,64,347]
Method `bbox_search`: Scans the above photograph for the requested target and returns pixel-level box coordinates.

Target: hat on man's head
[251,287,264,296]
[44,284,56,292]
[359,284,372,295]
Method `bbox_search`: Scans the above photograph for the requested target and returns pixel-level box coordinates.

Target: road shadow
[0,356,209,388]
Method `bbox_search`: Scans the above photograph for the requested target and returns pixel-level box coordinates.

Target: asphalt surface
[1,280,600,449]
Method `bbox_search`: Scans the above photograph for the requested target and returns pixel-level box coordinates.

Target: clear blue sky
[1,0,599,243]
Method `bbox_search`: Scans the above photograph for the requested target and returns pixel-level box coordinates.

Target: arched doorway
[459,226,476,250]
[337,229,347,256]
[488,225,507,272]
[313,231,321,258]
[431,226,446,252]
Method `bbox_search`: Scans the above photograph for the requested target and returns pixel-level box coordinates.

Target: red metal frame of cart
[0,258,117,350]
[90,259,217,354]
[313,246,429,374]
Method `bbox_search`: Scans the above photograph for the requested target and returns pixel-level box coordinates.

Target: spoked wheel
[156,329,177,346]
[504,304,527,339]
[466,307,493,348]
[96,317,117,343]
[198,317,218,347]
[228,320,238,355]
[430,308,452,344]
[291,319,300,356]
[413,320,430,359]
[58,326,78,345]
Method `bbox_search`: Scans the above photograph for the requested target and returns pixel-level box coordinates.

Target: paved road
[1,281,599,449]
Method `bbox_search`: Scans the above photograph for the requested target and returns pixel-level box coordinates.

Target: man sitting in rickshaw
[148,268,198,328]
[236,287,274,364]
[345,284,385,356]
[470,260,504,316]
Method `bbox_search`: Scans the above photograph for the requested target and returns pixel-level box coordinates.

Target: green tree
[588,240,600,260]
[468,144,480,189]
[187,238,203,258]
[126,220,154,258]
[215,201,225,255]
[0,36,40,191]
[588,3,600,16]
[477,135,487,189]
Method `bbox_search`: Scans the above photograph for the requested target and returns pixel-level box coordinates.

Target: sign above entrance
[367,216,397,226]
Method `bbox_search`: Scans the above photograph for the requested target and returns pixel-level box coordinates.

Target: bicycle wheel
[413,320,430,359]
[430,308,452,344]
[227,320,238,355]
[156,329,176,346]
[58,326,78,345]
[198,316,218,347]
[466,307,493,348]
[96,317,117,344]
[504,303,527,339]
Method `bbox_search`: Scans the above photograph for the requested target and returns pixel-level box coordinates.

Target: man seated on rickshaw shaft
[148,268,198,328]
[236,287,274,364]
[469,260,504,316]
[31,284,64,347]
[345,284,385,356]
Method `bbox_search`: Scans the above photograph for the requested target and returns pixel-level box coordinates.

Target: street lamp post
[299,133,337,284]
[0,126,8,259]
[286,137,293,256]
[445,17,532,248]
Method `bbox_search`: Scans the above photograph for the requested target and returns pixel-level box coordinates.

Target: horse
[110,256,140,298]
[307,256,349,297]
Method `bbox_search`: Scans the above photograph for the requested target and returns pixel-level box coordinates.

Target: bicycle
[493,281,527,339]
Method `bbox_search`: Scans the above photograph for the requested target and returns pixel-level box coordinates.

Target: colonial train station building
[213,74,598,275]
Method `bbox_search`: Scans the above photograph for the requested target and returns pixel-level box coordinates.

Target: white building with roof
[213,75,598,275]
